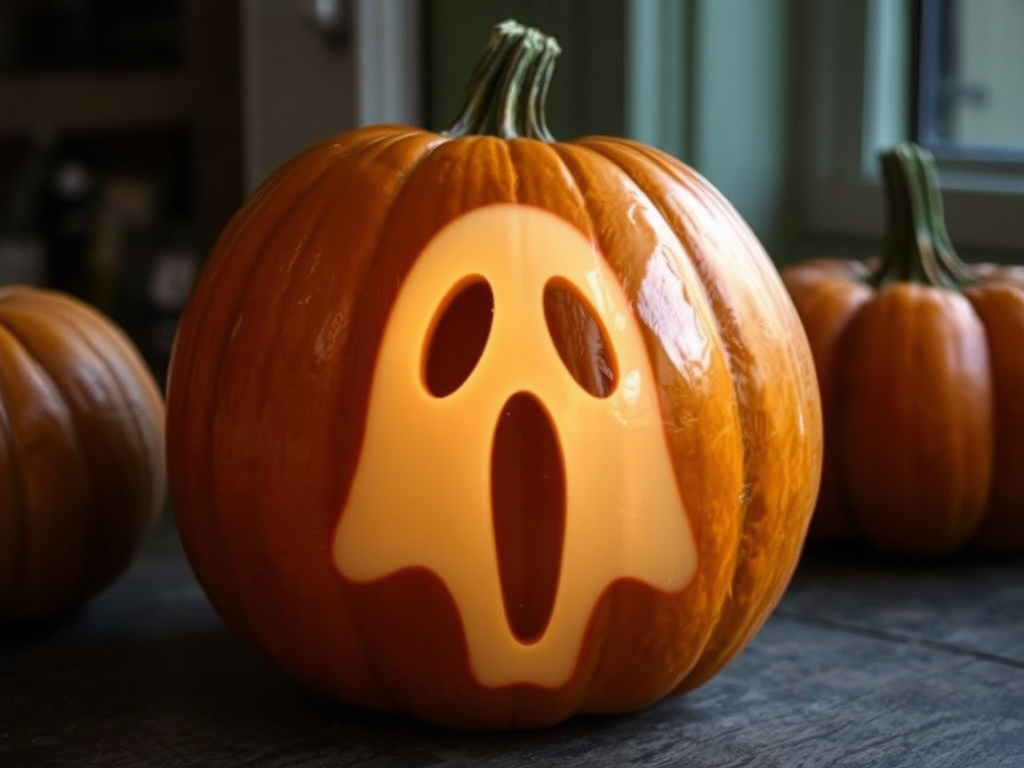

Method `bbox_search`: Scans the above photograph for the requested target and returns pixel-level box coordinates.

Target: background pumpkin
[782,142,1024,556]
[0,286,166,622]
[165,20,822,728]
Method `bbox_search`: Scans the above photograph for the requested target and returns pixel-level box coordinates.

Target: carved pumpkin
[0,286,166,621]
[782,143,1024,556]
[166,20,822,728]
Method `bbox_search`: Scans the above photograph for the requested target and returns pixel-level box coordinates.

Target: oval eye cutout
[543,278,617,398]
[423,278,494,397]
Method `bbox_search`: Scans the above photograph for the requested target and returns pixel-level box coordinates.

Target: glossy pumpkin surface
[0,286,166,621]
[782,143,1024,556]
[166,21,822,728]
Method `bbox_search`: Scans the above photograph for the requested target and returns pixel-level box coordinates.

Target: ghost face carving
[333,204,697,688]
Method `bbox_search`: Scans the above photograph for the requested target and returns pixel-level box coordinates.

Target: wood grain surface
[2,522,1022,767]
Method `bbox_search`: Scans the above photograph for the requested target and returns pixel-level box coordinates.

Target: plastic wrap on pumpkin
[166,20,822,728]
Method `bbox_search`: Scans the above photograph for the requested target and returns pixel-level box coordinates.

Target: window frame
[914,0,1024,164]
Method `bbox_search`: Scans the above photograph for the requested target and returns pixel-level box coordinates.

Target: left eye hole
[543,278,618,398]
[423,278,494,397]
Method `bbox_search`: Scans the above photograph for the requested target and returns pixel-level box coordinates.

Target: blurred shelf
[0,71,191,135]
[0,0,241,383]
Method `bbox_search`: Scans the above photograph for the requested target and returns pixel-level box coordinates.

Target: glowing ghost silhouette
[333,204,696,688]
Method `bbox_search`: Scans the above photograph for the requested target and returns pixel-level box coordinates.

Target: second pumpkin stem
[869,142,975,290]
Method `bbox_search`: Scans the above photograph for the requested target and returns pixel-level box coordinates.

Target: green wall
[687,0,791,256]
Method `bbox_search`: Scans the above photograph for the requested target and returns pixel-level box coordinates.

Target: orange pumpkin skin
[782,144,1024,556]
[0,286,166,621]
[166,22,821,728]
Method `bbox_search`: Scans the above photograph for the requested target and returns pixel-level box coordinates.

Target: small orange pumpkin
[0,286,166,621]
[782,142,1024,556]
[166,21,821,728]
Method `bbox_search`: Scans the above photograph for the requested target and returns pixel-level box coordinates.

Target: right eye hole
[423,278,494,398]
[543,278,618,398]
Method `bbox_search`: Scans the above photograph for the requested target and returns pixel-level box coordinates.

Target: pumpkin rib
[0,314,93,614]
[169,151,355,650]
[574,141,747,685]
[507,139,589,216]
[575,138,820,688]
[463,135,518,209]
[546,139,742,700]
[182,131,438,677]
[677,186,820,687]
[542,141,681,708]
[1,294,164,587]
[197,130,448,711]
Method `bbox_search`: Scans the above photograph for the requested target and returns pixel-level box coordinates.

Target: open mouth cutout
[421,273,619,644]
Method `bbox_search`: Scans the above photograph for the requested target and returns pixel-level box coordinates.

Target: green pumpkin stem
[444,19,560,141]
[868,142,975,289]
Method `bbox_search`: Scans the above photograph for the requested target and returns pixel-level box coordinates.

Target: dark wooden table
[3,519,1023,767]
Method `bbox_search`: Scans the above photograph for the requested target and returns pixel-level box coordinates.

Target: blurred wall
[241,0,357,191]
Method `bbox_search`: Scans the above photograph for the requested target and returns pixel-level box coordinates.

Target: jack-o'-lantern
[166,20,822,728]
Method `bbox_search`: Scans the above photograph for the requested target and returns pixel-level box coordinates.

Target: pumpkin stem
[868,142,975,289]
[444,19,560,141]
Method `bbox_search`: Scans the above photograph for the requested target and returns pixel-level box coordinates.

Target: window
[797,0,1024,253]
[915,0,1024,159]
